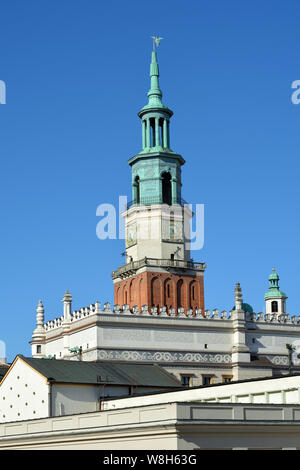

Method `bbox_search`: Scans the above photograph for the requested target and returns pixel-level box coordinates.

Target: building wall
[40,309,300,384]
[246,324,300,356]
[51,384,130,417]
[123,203,190,262]
[45,325,98,360]
[164,365,233,387]
[96,323,232,355]
[0,358,48,423]
[43,337,64,358]
[114,271,204,312]
[1,402,300,450]
[101,374,300,412]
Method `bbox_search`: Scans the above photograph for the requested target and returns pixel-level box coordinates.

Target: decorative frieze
[96,348,232,364]
[266,355,289,366]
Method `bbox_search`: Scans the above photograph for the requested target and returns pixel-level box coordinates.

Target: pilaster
[231,283,250,378]
[62,290,72,358]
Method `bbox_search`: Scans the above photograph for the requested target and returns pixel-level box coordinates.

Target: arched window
[177,279,184,308]
[271,300,278,313]
[162,172,172,205]
[189,280,197,309]
[151,277,161,308]
[135,176,140,204]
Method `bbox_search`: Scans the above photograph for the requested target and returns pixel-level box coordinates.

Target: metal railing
[111,257,206,279]
[126,197,188,210]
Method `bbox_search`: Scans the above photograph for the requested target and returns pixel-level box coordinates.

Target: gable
[0,357,48,423]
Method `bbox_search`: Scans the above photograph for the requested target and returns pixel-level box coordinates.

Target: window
[36,345,41,354]
[177,279,183,308]
[135,176,140,204]
[150,118,155,147]
[222,375,232,383]
[202,375,213,386]
[271,300,278,313]
[181,375,191,387]
[162,172,172,205]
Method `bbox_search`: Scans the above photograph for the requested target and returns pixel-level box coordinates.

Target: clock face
[126,223,137,248]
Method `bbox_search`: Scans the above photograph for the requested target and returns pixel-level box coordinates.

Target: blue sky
[0,0,299,362]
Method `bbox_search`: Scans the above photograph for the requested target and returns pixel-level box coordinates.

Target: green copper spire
[141,50,166,111]
[139,36,170,112]
[127,40,185,208]
[264,269,287,300]
[137,42,173,152]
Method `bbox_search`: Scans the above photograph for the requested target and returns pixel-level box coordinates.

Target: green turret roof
[232,303,254,313]
[264,290,287,299]
[268,271,279,281]
[264,269,287,300]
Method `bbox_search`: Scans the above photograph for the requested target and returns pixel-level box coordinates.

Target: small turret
[264,269,287,315]
[231,282,250,378]
[31,300,46,358]
[232,283,253,313]
[234,282,243,311]
[62,290,72,322]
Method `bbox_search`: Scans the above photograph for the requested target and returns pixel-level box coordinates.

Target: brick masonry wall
[114,271,205,315]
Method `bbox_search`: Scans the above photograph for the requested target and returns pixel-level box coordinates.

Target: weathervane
[151,36,163,49]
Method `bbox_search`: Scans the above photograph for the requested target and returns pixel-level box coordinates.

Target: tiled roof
[18,356,181,388]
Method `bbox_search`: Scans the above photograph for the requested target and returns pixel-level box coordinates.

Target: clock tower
[111,43,206,315]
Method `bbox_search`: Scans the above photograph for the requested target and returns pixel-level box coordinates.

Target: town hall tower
[112,44,206,314]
